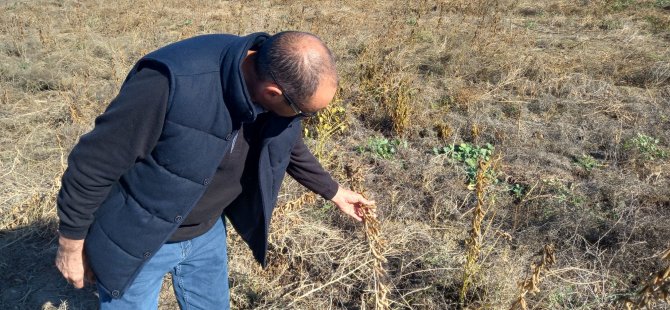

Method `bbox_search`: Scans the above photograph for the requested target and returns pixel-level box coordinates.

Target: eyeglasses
[268,70,316,118]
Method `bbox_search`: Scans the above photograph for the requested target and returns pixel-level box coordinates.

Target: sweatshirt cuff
[318,179,339,201]
[57,222,89,240]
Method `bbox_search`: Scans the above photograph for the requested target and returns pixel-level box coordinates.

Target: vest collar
[220,32,270,124]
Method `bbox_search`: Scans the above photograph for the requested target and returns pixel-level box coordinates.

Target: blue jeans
[98,218,230,309]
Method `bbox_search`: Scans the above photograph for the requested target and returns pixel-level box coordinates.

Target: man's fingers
[353,195,374,205]
[63,272,85,288]
[349,194,373,205]
[73,278,85,289]
[55,246,91,289]
[348,196,377,220]
[346,205,363,222]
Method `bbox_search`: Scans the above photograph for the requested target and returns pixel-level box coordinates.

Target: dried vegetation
[1,0,670,309]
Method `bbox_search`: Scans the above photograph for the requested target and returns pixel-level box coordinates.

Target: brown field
[1,0,670,309]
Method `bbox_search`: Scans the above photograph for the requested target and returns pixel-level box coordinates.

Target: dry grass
[1,0,670,309]
[622,248,670,309]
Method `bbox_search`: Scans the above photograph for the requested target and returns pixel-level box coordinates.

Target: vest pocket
[94,189,175,259]
[85,221,144,298]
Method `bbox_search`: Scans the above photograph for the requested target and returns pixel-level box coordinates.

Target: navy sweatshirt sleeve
[57,67,169,239]
[287,136,339,200]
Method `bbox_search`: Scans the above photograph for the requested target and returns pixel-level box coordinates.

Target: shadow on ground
[0,218,98,310]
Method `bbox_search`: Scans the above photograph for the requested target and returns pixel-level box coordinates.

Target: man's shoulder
[139,34,240,75]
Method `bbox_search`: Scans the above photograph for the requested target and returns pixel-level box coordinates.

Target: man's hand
[330,186,375,222]
[55,234,94,288]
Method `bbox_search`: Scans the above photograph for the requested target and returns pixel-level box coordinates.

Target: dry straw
[360,203,391,310]
[347,163,391,310]
[509,244,556,310]
[621,247,670,309]
[459,157,494,306]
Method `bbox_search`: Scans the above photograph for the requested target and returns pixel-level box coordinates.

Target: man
[55,31,372,309]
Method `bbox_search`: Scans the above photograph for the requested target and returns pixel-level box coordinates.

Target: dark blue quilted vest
[84,33,302,298]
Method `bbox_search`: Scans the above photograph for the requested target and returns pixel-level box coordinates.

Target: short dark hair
[255,31,337,107]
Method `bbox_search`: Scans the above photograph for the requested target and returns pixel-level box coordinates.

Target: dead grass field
[1,0,670,309]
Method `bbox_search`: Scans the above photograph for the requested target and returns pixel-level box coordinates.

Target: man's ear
[261,83,283,102]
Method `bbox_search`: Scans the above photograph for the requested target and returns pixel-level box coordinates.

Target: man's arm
[286,136,374,221]
[56,67,169,288]
[57,67,169,239]
[286,136,339,200]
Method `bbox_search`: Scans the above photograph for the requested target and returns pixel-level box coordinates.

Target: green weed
[405,17,417,26]
[599,19,623,30]
[434,143,496,187]
[544,179,584,207]
[611,0,635,11]
[523,20,537,30]
[509,183,526,199]
[624,133,668,160]
[655,0,670,8]
[575,154,602,172]
[359,137,407,159]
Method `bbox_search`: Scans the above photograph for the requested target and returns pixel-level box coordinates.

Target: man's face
[261,79,336,118]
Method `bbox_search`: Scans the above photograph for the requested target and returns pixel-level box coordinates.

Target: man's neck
[241,50,259,103]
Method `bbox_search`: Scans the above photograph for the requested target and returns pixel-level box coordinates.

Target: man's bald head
[255,31,337,110]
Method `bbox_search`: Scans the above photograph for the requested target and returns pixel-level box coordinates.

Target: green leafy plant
[599,19,623,30]
[509,183,526,199]
[575,154,602,172]
[523,20,537,30]
[544,179,584,207]
[611,0,635,11]
[655,0,670,8]
[405,17,417,26]
[360,137,407,159]
[624,133,668,160]
[434,143,496,187]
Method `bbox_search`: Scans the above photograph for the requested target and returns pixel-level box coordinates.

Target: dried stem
[460,158,492,307]
[621,248,670,310]
[509,244,556,310]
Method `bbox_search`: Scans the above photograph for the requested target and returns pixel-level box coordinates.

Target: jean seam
[175,264,191,310]
[170,219,227,309]
[186,240,192,262]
